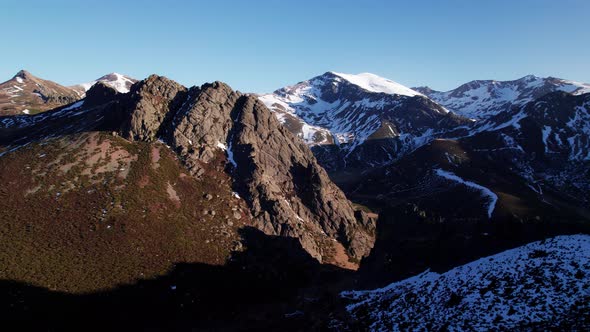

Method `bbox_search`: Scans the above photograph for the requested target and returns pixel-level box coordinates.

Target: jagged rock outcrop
[120,75,188,141]
[227,95,374,260]
[168,82,240,168]
[121,76,375,262]
[84,82,120,106]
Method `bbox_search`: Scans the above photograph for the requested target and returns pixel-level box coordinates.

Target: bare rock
[120,77,375,262]
[120,74,188,142]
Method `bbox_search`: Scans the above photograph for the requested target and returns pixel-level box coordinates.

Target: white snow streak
[435,168,498,218]
[332,72,422,97]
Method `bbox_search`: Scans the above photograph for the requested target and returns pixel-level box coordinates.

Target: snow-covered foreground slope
[341,234,590,331]
[416,75,590,120]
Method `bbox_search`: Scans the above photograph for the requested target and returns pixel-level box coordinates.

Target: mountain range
[414,75,590,119]
[0,69,589,330]
[0,71,136,116]
[261,72,590,219]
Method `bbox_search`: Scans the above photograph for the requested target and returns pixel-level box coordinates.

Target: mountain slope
[463,91,590,204]
[415,75,590,120]
[342,234,590,330]
[0,75,375,272]
[0,70,80,116]
[0,131,248,293]
[260,72,468,171]
[346,89,590,217]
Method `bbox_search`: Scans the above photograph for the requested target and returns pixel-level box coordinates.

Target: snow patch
[61,100,85,111]
[331,72,422,97]
[542,126,552,153]
[77,72,135,94]
[216,141,227,150]
[341,234,590,330]
[435,168,497,218]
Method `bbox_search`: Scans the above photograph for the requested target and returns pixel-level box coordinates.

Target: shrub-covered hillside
[0,132,250,293]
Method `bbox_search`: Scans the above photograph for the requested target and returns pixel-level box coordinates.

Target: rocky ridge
[414,75,590,120]
[114,75,376,263]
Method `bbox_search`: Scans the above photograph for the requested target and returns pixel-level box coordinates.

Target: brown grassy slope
[0,132,251,293]
[0,70,80,116]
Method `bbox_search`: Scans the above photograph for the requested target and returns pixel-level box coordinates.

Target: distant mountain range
[0,69,589,329]
[414,75,590,119]
[0,70,136,116]
[262,72,590,165]
[260,72,590,221]
[259,72,468,172]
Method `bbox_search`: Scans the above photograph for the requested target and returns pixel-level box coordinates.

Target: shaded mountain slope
[343,234,590,331]
[0,131,249,293]
[347,91,590,223]
[0,227,353,331]
[348,138,587,222]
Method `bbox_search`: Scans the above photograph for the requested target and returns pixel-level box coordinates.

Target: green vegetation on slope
[0,132,250,293]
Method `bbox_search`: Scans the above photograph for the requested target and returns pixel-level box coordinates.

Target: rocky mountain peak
[521,74,540,81]
[71,72,138,96]
[260,72,467,172]
[412,86,437,95]
[1,70,80,116]
[84,81,120,106]
[14,69,32,80]
[1,73,375,264]
[121,74,188,142]
[118,77,375,263]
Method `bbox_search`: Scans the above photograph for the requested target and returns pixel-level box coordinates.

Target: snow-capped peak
[419,75,590,120]
[74,72,137,95]
[330,72,423,97]
[99,72,136,93]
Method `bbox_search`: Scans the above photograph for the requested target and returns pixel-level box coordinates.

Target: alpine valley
[1,70,589,330]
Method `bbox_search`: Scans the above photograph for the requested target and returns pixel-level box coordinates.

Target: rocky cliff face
[119,77,375,263]
[120,75,188,141]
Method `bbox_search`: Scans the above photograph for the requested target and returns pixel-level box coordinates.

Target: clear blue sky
[1,0,589,92]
